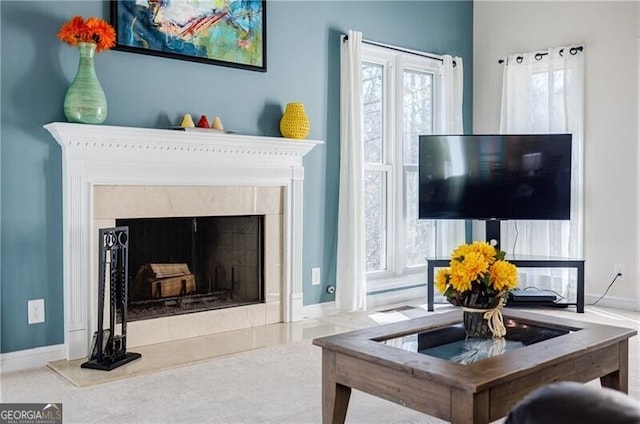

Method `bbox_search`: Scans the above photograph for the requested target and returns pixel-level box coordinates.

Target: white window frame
[362,43,443,292]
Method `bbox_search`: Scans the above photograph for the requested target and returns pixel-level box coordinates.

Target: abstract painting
[111,0,266,71]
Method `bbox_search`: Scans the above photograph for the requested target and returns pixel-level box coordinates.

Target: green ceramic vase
[63,42,107,124]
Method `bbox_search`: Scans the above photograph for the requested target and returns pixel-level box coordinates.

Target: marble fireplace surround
[45,123,322,360]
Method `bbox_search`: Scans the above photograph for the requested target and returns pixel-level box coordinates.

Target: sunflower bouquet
[436,241,518,337]
[436,241,518,307]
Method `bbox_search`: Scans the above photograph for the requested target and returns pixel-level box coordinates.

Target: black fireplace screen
[116,215,264,321]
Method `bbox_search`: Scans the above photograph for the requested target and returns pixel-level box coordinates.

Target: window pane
[365,170,387,271]
[363,62,383,164]
[403,70,432,266]
[403,70,433,165]
[405,168,430,267]
[532,67,570,135]
[550,69,567,131]
[531,72,549,132]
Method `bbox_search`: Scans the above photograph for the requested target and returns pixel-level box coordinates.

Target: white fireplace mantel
[44,122,322,360]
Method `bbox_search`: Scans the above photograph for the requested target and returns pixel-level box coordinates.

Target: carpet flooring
[2,304,639,423]
[3,339,446,423]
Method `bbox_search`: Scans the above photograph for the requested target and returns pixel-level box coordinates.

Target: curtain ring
[559,48,564,57]
[570,47,578,55]
[516,56,523,64]
[535,53,544,61]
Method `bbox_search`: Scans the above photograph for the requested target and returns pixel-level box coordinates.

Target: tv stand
[485,219,502,249]
[426,255,585,313]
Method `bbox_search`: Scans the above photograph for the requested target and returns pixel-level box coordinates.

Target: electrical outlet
[614,264,625,280]
[28,299,45,324]
[312,268,321,286]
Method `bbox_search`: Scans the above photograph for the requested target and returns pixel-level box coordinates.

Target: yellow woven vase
[280,102,310,139]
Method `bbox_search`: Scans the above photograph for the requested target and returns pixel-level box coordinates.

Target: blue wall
[0,0,472,353]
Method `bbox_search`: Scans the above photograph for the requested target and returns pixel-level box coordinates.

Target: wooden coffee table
[312,309,636,424]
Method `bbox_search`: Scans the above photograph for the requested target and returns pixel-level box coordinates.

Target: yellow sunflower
[469,241,497,264]
[435,268,450,293]
[489,260,519,291]
[456,251,489,282]
[449,266,474,293]
[450,243,472,260]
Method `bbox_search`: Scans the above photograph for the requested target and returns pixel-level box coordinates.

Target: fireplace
[45,122,322,360]
[119,215,264,321]
[93,184,285,348]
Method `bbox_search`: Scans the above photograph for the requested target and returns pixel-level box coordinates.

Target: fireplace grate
[126,290,261,321]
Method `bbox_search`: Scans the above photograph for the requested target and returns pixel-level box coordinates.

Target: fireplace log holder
[82,226,141,371]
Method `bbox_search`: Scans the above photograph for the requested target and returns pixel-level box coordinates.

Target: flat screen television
[418,134,572,221]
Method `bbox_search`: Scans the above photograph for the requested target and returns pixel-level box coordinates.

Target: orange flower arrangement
[57,16,116,52]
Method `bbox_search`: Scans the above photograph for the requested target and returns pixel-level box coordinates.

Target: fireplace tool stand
[82,226,141,370]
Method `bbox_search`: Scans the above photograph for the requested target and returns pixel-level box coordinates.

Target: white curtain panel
[336,30,366,312]
[500,46,585,296]
[440,55,464,133]
[435,55,466,257]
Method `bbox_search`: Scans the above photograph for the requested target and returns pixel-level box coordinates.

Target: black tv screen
[418,134,572,220]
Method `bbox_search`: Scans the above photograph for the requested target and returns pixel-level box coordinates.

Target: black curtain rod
[343,35,456,66]
[498,46,584,64]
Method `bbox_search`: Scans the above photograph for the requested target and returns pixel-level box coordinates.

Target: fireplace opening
[116,215,264,321]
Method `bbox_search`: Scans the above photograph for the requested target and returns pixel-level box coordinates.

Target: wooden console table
[427,256,585,313]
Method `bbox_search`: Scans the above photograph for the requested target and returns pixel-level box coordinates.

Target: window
[362,44,441,285]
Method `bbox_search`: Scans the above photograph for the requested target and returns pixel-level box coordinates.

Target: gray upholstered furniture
[506,382,640,424]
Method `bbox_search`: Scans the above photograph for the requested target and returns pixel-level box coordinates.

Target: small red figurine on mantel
[197,115,209,128]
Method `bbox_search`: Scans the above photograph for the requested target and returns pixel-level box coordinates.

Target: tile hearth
[47,318,346,387]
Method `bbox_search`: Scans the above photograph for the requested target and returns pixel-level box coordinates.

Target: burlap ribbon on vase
[462,297,507,338]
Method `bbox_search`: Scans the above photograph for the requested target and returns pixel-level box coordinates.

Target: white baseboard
[584,294,639,311]
[301,300,339,319]
[366,285,426,309]
[0,344,66,374]
[301,285,427,319]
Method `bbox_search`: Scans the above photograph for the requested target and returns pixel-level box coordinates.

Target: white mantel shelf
[45,122,322,164]
[44,122,323,360]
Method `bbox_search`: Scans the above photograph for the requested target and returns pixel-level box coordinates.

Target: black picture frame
[110,0,266,72]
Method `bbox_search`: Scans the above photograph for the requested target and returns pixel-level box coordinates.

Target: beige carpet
[2,340,446,424]
[2,304,638,423]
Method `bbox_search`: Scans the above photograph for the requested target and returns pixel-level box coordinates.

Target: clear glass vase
[63,42,107,124]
